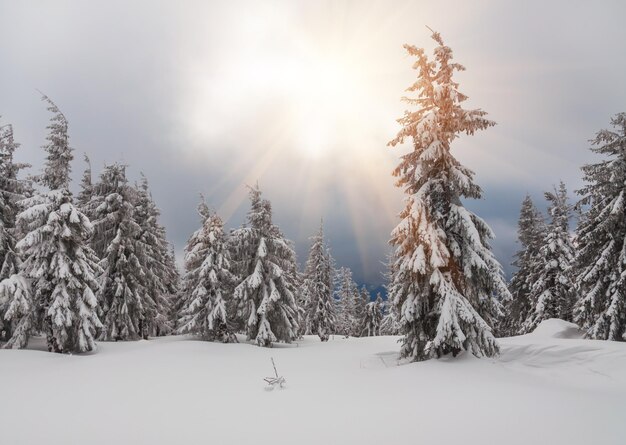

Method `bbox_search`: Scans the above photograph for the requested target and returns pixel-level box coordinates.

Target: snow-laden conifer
[387,29,509,361]
[231,185,300,346]
[0,122,30,343]
[522,182,575,333]
[354,286,370,336]
[91,163,148,341]
[334,267,357,336]
[574,113,626,340]
[178,197,236,342]
[134,175,178,336]
[502,195,546,335]
[2,96,101,352]
[301,221,335,341]
[362,293,383,337]
[380,298,401,335]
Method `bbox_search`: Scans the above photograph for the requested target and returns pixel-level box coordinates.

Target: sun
[288,57,357,159]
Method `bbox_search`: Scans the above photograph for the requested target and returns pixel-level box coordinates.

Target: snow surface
[1,319,625,445]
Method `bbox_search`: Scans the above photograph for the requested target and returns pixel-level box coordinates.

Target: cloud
[1,0,625,287]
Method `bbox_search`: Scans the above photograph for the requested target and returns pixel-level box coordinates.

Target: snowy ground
[1,319,625,445]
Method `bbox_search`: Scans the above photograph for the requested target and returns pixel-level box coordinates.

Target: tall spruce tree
[178,197,237,342]
[134,175,177,336]
[362,293,384,337]
[231,185,300,346]
[91,163,148,341]
[387,29,509,361]
[522,182,575,332]
[574,113,626,340]
[301,221,335,341]
[354,285,370,336]
[380,298,401,335]
[502,195,546,335]
[0,122,30,343]
[334,267,358,337]
[1,96,101,352]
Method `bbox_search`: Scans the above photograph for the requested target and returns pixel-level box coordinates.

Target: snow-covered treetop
[38,94,73,191]
[578,113,626,209]
[0,123,31,205]
[388,29,494,202]
[545,182,571,235]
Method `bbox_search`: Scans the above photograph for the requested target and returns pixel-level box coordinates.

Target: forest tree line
[1,30,626,362]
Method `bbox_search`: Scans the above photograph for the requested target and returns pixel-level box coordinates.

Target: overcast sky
[1,0,625,291]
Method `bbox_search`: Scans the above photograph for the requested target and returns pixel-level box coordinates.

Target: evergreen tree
[381,254,401,335]
[178,197,236,342]
[574,113,626,340]
[502,195,546,335]
[0,122,30,343]
[334,267,357,337]
[91,163,148,341]
[231,185,300,346]
[522,182,575,332]
[362,293,383,336]
[380,297,401,335]
[134,175,177,336]
[301,221,335,341]
[353,285,370,336]
[387,29,509,361]
[2,96,101,352]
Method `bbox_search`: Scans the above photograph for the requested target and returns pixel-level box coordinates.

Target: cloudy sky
[1,0,625,291]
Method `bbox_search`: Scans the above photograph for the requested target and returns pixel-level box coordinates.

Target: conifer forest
[1,2,625,444]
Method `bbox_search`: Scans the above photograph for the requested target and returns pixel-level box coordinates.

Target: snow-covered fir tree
[574,113,626,341]
[178,197,236,342]
[231,185,300,346]
[380,298,401,335]
[354,285,370,336]
[91,163,149,341]
[387,29,509,361]
[134,175,178,336]
[502,195,546,335]
[301,221,335,341]
[380,254,401,335]
[521,182,575,333]
[0,122,30,343]
[362,293,383,337]
[334,267,358,337]
[1,96,101,352]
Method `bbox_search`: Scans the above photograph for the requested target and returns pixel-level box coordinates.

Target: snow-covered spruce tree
[178,197,237,342]
[387,29,509,361]
[0,122,30,343]
[91,163,149,341]
[501,195,546,335]
[301,221,335,341]
[134,174,178,337]
[521,182,575,333]
[334,266,358,337]
[380,298,401,335]
[231,185,300,346]
[2,96,101,352]
[574,113,626,341]
[353,285,370,336]
[362,293,383,337]
[381,254,401,335]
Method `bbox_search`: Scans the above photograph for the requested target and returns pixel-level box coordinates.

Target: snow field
[1,319,625,445]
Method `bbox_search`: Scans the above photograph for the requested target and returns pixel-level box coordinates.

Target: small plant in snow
[263,357,286,390]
